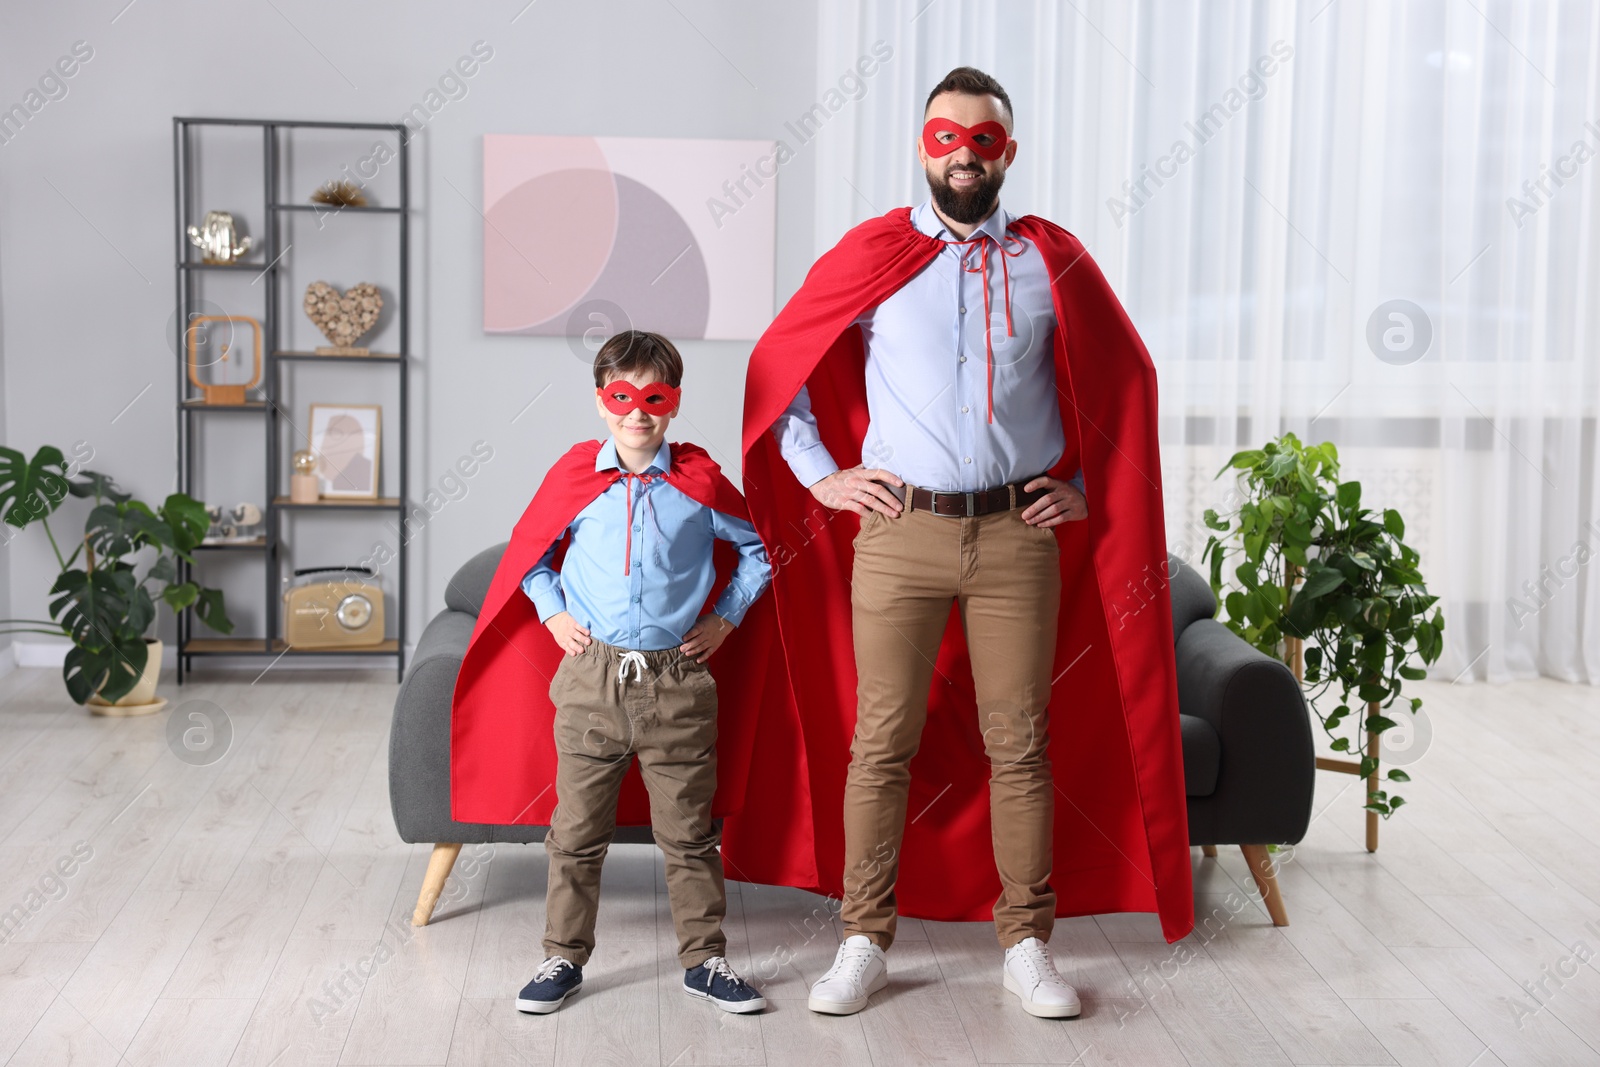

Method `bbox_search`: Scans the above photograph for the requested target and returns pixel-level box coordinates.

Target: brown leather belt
[888,476,1049,517]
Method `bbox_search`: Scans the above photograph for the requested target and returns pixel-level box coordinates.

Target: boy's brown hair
[592,330,684,388]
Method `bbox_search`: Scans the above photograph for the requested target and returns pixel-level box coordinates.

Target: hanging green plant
[1201,432,1444,827]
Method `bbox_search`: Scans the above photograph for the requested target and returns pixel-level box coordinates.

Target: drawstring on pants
[616,650,648,686]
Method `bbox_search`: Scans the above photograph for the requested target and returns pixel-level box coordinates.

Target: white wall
[0,1,823,670]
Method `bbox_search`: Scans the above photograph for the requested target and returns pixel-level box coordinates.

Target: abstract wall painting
[482,134,777,342]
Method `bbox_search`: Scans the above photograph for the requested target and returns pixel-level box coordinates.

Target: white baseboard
[4,639,413,676]
[11,639,75,668]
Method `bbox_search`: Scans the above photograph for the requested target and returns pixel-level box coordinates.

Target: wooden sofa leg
[1239,843,1289,926]
[412,843,463,926]
[1201,844,1218,858]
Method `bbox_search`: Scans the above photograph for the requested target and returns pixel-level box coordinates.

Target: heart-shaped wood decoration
[303,281,382,349]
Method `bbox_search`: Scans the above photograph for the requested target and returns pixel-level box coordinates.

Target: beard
[926,161,1005,224]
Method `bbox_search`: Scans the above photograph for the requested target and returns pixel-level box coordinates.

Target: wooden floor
[0,665,1597,1066]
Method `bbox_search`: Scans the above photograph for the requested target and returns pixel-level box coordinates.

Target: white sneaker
[807,934,889,1015]
[1002,937,1081,1018]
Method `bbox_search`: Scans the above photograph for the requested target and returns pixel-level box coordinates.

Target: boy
[514,330,773,1015]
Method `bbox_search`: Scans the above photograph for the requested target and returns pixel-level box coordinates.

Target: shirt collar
[913,196,1012,245]
[596,437,671,475]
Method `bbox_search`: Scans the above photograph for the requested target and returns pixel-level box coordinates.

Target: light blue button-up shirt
[521,439,772,651]
[772,198,1083,496]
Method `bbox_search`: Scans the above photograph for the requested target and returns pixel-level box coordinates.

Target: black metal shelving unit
[173,116,409,683]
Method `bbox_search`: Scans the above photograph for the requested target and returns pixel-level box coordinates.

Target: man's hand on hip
[1020,476,1088,527]
[809,465,905,516]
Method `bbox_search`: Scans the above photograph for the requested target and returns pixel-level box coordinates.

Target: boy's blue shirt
[521,438,773,652]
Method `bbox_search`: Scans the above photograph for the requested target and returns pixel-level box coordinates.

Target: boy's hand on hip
[679,613,732,663]
[545,611,592,656]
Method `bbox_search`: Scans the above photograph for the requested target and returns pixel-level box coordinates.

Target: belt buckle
[965,491,976,516]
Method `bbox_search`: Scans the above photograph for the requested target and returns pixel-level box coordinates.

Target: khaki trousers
[844,501,1062,950]
[542,638,727,969]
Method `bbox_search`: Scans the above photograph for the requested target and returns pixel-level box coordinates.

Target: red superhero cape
[724,206,1196,944]
[450,439,781,826]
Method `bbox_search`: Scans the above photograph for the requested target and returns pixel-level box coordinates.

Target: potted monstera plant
[0,443,233,713]
[1201,433,1445,850]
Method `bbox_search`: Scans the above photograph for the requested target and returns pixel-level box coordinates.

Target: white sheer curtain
[811,0,1600,684]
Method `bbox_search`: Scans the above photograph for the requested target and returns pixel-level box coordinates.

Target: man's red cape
[449,439,778,825]
[724,206,1196,944]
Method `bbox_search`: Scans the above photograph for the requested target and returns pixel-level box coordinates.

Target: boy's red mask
[597,379,681,416]
[922,118,1010,160]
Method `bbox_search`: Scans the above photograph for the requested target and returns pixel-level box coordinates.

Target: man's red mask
[922,118,1010,161]
[597,379,681,416]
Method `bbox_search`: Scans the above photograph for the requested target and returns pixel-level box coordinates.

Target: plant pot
[85,637,166,717]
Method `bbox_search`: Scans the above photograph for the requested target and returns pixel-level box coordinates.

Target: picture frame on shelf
[308,402,380,499]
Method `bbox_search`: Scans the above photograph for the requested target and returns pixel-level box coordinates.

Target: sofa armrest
[391,610,483,844]
[1174,618,1316,844]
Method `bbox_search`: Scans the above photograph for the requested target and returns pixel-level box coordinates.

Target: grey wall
[0,221,8,660]
[0,1,821,669]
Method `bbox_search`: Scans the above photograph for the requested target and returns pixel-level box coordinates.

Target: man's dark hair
[924,66,1013,128]
[593,329,683,388]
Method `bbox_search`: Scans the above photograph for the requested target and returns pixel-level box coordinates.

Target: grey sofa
[392,548,1314,927]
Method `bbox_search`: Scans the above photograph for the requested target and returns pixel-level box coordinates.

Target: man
[725,67,1193,1018]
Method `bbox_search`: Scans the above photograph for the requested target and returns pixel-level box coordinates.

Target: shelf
[176,117,405,132]
[176,115,409,685]
[181,637,399,656]
[182,399,266,412]
[178,261,273,272]
[195,537,268,550]
[272,203,402,214]
[273,496,402,510]
[272,350,403,363]
[182,638,271,654]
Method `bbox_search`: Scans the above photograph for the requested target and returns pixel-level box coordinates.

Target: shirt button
[964,456,972,464]
[633,524,641,532]
[633,559,642,568]
[959,306,966,314]
[961,405,970,413]
[632,595,641,603]
[959,355,967,363]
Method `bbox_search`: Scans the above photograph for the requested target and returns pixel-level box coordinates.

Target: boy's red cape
[723,206,1195,944]
[450,439,779,826]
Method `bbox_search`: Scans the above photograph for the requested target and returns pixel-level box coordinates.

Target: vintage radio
[283,565,386,648]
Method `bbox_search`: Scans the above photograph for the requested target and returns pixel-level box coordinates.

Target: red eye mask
[922,117,1010,161]
[597,380,681,416]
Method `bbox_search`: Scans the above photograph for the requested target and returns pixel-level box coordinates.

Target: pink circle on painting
[484,168,617,332]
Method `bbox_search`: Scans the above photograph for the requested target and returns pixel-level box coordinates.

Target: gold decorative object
[310,179,369,208]
[186,210,253,264]
[290,449,320,503]
[303,281,382,355]
[186,315,263,405]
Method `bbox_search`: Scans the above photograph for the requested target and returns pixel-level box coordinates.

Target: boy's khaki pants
[844,501,1062,951]
[542,638,726,970]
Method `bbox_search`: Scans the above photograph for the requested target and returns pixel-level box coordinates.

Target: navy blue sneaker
[683,956,767,1013]
[517,955,582,1013]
